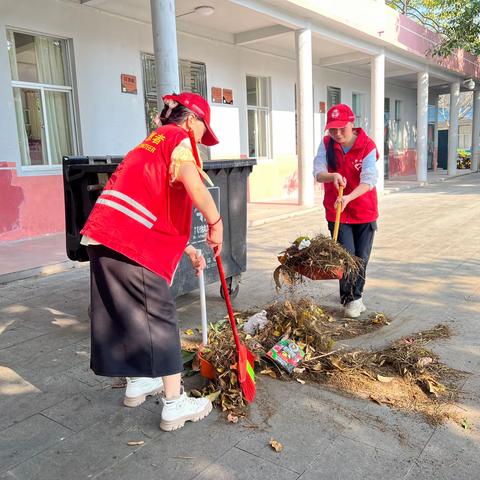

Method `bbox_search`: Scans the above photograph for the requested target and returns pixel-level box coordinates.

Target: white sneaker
[344,299,366,318]
[160,392,212,431]
[124,377,164,407]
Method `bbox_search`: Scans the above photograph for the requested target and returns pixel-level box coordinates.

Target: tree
[438,92,473,128]
[386,0,480,57]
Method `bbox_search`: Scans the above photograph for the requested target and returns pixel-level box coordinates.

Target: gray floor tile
[0,414,71,473]
[95,410,253,480]
[194,447,299,480]
[3,408,160,480]
[298,435,414,480]
[41,388,126,432]
[235,380,342,474]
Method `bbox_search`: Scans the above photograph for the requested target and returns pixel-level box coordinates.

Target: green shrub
[457,149,471,169]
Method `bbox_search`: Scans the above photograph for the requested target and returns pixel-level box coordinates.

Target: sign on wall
[212,87,234,105]
[223,88,233,105]
[121,74,137,94]
[211,87,222,103]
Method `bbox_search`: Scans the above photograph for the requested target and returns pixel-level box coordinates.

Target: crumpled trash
[243,310,270,335]
[298,239,311,250]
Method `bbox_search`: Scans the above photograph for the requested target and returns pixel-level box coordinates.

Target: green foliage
[457,149,471,169]
[386,0,480,57]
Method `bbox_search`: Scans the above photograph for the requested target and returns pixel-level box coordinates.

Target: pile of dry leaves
[297,324,464,424]
[194,298,465,425]
[274,234,361,288]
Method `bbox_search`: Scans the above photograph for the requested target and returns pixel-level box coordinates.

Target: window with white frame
[458,124,470,149]
[246,75,270,159]
[351,92,364,127]
[7,30,76,168]
[142,54,207,132]
[327,86,341,110]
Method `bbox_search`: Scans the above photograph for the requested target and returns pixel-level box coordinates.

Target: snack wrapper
[266,338,305,373]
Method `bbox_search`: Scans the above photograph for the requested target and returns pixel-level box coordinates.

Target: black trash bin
[62,156,256,298]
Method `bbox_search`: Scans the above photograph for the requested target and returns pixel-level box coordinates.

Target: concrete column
[150,0,180,108]
[371,53,385,191]
[295,28,314,207]
[471,90,480,172]
[433,94,439,170]
[416,71,429,182]
[448,81,460,176]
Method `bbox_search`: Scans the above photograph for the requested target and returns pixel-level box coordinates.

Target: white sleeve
[360,149,378,189]
[313,141,328,177]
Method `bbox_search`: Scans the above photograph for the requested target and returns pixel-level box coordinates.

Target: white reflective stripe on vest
[96,198,154,229]
[101,190,157,221]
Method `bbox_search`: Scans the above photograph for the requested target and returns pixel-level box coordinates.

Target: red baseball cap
[325,104,355,130]
[162,92,219,146]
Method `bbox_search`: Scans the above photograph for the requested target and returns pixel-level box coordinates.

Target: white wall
[313,66,371,150]
[0,0,152,167]
[0,0,417,175]
[313,66,417,153]
[1,0,300,165]
[385,83,417,151]
[178,32,298,160]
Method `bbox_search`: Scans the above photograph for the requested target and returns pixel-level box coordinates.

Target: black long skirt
[87,245,183,377]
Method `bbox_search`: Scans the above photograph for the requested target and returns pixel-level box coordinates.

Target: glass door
[427,123,435,170]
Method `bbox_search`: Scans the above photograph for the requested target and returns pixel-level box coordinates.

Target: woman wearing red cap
[313,104,379,318]
[80,92,222,431]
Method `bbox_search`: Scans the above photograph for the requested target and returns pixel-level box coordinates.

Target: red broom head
[239,347,256,403]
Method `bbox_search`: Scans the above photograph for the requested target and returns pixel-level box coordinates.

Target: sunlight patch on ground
[44,307,74,317]
[1,305,30,314]
[51,317,81,328]
[0,319,15,335]
[0,366,41,395]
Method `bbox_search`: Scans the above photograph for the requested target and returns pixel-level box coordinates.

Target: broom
[215,255,256,403]
[186,127,256,401]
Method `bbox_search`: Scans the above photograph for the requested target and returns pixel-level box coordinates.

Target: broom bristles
[241,350,256,403]
[242,377,256,402]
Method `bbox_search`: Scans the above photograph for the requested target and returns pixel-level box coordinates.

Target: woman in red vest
[313,104,379,318]
[81,92,222,431]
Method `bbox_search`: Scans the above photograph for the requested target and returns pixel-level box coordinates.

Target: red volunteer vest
[81,125,193,284]
[323,128,379,224]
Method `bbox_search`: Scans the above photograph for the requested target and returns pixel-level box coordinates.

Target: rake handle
[333,185,344,242]
[215,255,242,353]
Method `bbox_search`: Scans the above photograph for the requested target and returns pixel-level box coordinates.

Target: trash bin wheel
[220,276,240,300]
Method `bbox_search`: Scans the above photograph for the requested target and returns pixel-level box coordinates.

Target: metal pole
[150,0,180,110]
[295,28,314,207]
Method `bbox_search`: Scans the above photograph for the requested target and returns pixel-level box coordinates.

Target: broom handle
[215,255,242,353]
[189,135,241,351]
[333,185,344,242]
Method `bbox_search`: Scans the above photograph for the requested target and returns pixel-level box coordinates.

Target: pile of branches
[197,297,465,424]
[293,324,465,424]
[198,318,251,416]
[274,234,361,289]
[197,298,391,417]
